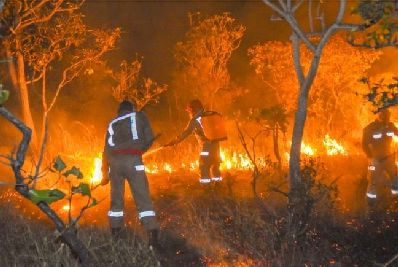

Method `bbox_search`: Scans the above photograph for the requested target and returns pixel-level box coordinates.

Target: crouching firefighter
[164,99,227,184]
[101,100,160,248]
[362,108,398,200]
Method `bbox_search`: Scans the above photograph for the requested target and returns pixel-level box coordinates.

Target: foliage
[49,156,99,225]
[0,83,9,105]
[359,75,398,113]
[255,105,288,133]
[174,12,245,109]
[248,35,381,137]
[110,59,167,111]
[0,0,120,149]
[28,189,65,205]
[350,0,398,48]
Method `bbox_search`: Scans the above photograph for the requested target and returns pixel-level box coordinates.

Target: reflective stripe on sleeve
[387,131,395,137]
[196,117,203,128]
[366,192,377,199]
[200,151,209,156]
[372,133,382,139]
[108,211,124,217]
[211,177,223,182]
[368,165,376,171]
[131,112,138,140]
[135,165,145,171]
[199,178,211,183]
[138,210,156,219]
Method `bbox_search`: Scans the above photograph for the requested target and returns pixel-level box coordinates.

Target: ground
[2,155,398,266]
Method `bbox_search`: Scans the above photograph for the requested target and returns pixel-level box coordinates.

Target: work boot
[148,229,161,251]
[111,227,122,240]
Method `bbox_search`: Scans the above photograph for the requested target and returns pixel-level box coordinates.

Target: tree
[1,0,82,144]
[260,0,360,188]
[349,0,398,49]
[255,105,288,168]
[348,1,398,113]
[110,59,167,111]
[174,12,245,109]
[0,0,119,151]
[0,86,95,265]
[248,35,381,139]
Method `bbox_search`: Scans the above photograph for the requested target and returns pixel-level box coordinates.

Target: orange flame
[91,155,102,184]
[301,142,316,156]
[323,134,347,156]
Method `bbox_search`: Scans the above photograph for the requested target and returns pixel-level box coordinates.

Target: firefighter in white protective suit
[362,108,398,200]
[165,99,227,184]
[101,100,160,248]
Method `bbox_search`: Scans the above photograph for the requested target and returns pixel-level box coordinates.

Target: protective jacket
[362,121,398,160]
[102,109,159,231]
[362,120,398,199]
[172,109,222,183]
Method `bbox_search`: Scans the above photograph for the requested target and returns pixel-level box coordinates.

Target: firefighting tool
[143,146,165,158]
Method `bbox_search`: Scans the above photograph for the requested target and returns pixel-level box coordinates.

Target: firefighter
[362,108,398,199]
[164,99,223,184]
[101,100,160,248]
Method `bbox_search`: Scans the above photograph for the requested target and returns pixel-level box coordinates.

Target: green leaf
[63,166,83,179]
[0,89,9,105]
[53,156,66,172]
[28,189,65,205]
[88,198,98,208]
[71,183,90,197]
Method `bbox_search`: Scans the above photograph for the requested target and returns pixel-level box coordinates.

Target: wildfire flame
[323,134,347,156]
[91,155,102,184]
[301,142,316,156]
[163,163,173,173]
[62,205,70,211]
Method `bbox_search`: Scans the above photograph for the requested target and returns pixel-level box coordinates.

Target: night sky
[82,0,288,83]
[81,0,398,86]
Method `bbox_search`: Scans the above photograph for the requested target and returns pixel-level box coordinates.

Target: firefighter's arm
[362,127,373,158]
[392,122,398,136]
[165,119,195,146]
[140,112,155,151]
[101,133,110,186]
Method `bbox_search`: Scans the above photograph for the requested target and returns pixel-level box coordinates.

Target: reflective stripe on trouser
[199,141,221,183]
[108,155,159,230]
[367,155,398,198]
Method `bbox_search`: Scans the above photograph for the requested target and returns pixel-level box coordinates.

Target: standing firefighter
[362,108,398,199]
[165,99,227,184]
[101,100,160,248]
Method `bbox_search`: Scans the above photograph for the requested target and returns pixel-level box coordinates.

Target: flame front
[323,134,347,156]
[91,156,102,184]
[301,142,316,156]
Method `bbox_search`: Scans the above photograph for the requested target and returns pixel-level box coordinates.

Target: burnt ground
[2,155,398,266]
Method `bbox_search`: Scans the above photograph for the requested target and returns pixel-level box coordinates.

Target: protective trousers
[107,154,159,231]
[199,141,222,183]
[367,154,398,198]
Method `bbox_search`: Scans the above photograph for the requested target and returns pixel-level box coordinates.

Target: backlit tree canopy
[175,12,245,109]
[248,35,382,138]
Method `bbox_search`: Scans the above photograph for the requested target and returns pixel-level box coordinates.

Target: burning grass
[4,164,398,266]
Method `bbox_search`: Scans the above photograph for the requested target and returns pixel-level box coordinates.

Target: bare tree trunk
[15,40,37,146]
[273,124,282,168]
[5,46,19,98]
[289,50,321,188]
